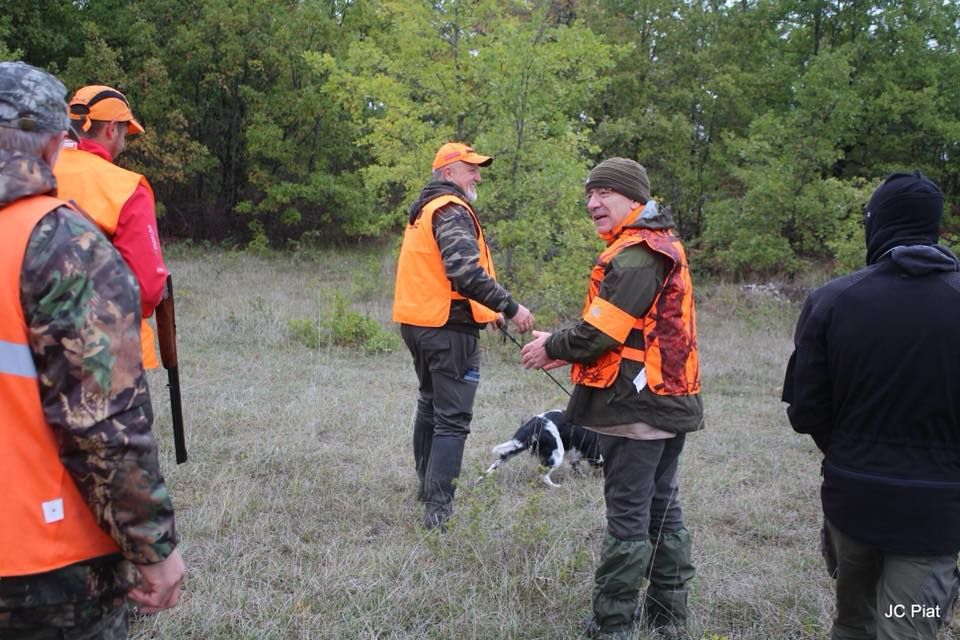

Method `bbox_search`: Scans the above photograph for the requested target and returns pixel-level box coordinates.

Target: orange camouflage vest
[571,226,701,395]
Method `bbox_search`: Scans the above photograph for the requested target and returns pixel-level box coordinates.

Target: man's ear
[42,131,68,167]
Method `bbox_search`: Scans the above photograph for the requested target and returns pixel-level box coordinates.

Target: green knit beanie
[585,157,650,204]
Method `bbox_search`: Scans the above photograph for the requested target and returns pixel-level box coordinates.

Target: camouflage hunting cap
[0,61,70,133]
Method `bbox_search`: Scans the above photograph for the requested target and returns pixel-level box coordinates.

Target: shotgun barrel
[155,274,187,464]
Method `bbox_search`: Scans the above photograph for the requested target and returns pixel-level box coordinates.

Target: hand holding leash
[510,304,534,333]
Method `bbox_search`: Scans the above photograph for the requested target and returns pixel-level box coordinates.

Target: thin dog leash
[499,326,573,398]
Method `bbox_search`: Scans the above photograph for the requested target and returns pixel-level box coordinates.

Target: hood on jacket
[865,171,943,265]
[408,180,472,225]
[888,244,960,277]
[0,148,58,208]
[624,200,675,231]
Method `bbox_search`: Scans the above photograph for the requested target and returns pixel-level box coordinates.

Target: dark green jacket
[545,204,704,433]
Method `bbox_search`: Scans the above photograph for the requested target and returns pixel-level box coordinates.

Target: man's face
[586,187,640,235]
[443,161,482,203]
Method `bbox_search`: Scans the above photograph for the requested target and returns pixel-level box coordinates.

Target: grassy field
[130,246,958,640]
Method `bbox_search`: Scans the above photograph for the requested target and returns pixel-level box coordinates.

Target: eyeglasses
[585,188,616,204]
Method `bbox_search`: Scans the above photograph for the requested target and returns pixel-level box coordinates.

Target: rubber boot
[412,416,434,502]
[589,532,653,636]
[584,612,643,640]
[645,528,695,638]
[422,436,465,530]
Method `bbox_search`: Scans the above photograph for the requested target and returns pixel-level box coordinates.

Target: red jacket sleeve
[112,184,168,318]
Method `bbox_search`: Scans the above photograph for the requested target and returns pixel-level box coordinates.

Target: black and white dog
[484,410,603,487]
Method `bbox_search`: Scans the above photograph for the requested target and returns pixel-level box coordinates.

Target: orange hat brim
[459,152,492,167]
[125,117,145,135]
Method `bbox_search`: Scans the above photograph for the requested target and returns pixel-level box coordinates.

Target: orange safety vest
[0,195,121,577]
[54,145,159,369]
[571,227,701,395]
[393,194,500,326]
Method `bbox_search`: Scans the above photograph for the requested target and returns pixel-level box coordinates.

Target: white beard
[465,185,478,203]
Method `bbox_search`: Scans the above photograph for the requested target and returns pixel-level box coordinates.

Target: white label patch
[632,368,647,393]
[42,498,64,523]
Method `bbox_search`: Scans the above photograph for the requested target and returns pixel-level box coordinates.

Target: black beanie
[865,171,944,265]
[585,157,650,204]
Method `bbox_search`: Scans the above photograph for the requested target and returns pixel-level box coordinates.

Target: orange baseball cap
[68,85,145,135]
[432,142,493,170]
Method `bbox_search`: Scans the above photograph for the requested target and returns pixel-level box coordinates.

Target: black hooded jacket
[783,243,960,553]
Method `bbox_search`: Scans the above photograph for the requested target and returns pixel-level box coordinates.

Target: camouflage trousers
[0,603,128,640]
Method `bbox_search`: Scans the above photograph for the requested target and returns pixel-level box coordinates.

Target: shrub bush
[322,294,400,354]
[287,317,321,349]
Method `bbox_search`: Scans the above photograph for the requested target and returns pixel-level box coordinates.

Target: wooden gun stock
[155,274,187,464]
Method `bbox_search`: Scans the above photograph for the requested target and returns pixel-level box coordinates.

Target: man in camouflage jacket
[0,61,184,639]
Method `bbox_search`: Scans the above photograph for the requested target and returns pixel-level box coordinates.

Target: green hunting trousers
[825,519,960,640]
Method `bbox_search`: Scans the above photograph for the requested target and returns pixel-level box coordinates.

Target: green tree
[579,0,802,260]
[472,3,617,316]
[702,46,864,276]
[0,0,84,71]
[7,0,957,284]
[326,0,615,313]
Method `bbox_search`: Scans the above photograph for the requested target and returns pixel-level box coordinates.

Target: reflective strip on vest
[0,339,37,378]
[583,296,636,344]
[620,345,645,362]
